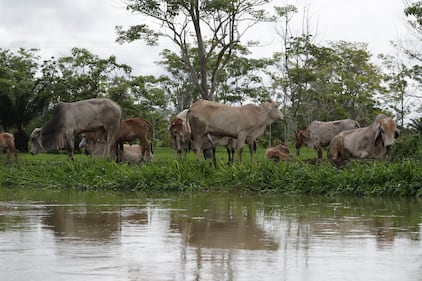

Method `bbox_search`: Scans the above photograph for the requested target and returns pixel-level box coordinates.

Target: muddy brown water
[0,188,421,281]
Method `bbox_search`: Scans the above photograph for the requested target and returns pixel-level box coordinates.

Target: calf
[0,132,18,163]
[265,143,290,161]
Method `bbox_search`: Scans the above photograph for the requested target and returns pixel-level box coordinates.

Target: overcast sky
[0,0,412,77]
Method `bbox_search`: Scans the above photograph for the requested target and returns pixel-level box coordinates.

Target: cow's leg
[295,144,301,156]
[315,145,323,159]
[116,139,124,162]
[11,146,17,162]
[191,133,206,160]
[65,131,75,160]
[5,148,11,164]
[356,150,369,159]
[235,134,247,163]
[106,129,117,157]
[248,140,256,162]
[226,146,234,164]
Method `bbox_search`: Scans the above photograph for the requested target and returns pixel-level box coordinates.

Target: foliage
[401,1,422,106]
[0,48,169,147]
[389,133,421,160]
[0,48,41,132]
[116,0,274,100]
[1,148,421,197]
[270,34,384,130]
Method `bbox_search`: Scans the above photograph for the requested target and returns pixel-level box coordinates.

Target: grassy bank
[0,146,421,197]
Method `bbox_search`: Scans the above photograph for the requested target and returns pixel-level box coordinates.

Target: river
[0,188,421,281]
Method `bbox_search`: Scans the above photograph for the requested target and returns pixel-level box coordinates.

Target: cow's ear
[374,122,382,145]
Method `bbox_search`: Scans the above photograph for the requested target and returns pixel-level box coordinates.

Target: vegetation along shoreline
[1,136,421,197]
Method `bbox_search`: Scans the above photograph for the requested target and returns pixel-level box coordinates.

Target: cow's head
[295,129,310,155]
[169,117,189,154]
[375,116,396,151]
[78,135,92,155]
[30,128,43,154]
[263,100,284,122]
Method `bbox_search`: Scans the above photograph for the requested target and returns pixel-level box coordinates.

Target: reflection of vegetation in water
[166,193,422,248]
[1,152,422,197]
[0,189,421,248]
[264,196,422,241]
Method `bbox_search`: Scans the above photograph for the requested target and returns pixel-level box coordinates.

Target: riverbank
[1,149,421,197]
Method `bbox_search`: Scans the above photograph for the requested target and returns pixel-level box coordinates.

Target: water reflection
[43,205,121,240]
[0,189,421,281]
[170,196,279,250]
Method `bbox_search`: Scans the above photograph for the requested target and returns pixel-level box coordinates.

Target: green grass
[0,145,421,197]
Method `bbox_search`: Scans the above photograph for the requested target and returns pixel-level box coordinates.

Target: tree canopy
[0,2,421,150]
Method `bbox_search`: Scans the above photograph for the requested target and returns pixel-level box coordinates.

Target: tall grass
[1,147,421,197]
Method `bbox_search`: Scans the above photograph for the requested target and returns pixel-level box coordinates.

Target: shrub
[390,134,421,161]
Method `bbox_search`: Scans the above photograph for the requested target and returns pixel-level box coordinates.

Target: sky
[0,0,413,77]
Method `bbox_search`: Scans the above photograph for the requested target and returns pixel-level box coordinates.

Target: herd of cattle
[0,97,398,167]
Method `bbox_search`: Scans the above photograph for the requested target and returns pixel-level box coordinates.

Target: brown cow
[327,114,397,166]
[169,109,191,159]
[295,119,360,159]
[0,132,18,163]
[117,117,153,162]
[187,99,284,163]
[265,143,290,161]
[79,117,153,162]
[30,98,122,159]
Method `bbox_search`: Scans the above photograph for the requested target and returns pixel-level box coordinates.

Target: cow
[201,135,257,165]
[187,99,284,163]
[169,109,191,159]
[0,132,18,163]
[80,135,151,163]
[119,144,144,164]
[79,117,153,162]
[295,119,360,159]
[116,117,153,162]
[327,114,397,166]
[79,129,111,156]
[30,98,122,159]
[265,143,290,161]
[169,110,248,164]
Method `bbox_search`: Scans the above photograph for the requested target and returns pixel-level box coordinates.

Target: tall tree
[404,0,422,62]
[379,54,412,129]
[116,0,273,100]
[402,1,422,116]
[56,48,132,102]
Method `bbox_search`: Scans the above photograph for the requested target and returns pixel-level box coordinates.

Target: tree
[116,0,273,101]
[402,1,422,116]
[158,48,201,112]
[0,49,47,150]
[56,48,132,102]
[379,54,413,129]
[404,1,422,62]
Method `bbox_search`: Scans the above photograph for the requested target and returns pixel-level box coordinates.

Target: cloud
[0,0,412,77]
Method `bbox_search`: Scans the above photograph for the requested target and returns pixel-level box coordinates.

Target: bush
[390,134,421,161]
